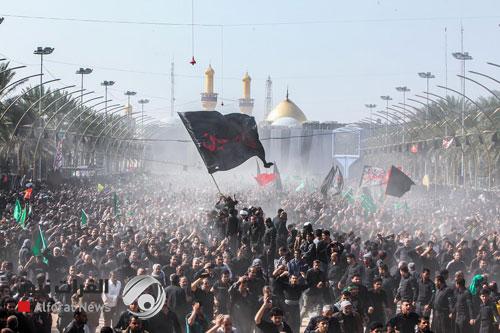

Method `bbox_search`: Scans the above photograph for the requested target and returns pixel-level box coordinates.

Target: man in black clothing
[273,210,287,251]
[469,289,500,333]
[263,218,277,276]
[367,278,389,325]
[226,209,239,253]
[332,301,363,333]
[63,308,89,333]
[304,305,340,333]
[165,274,187,324]
[451,278,473,333]
[362,254,378,288]
[115,301,140,331]
[415,268,435,317]
[303,259,328,317]
[212,270,232,315]
[387,300,419,333]
[338,253,364,290]
[144,301,181,333]
[416,316,433,333]
[395,266,418,305]
[276,271,309,332]
[430,275,453,333]
[254,298,292,333]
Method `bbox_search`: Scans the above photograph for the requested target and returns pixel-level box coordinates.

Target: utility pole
[380,95,392,144]
[418,72,435,125]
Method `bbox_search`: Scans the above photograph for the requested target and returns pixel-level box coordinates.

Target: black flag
[320,165,337,196]
[385,165,415,197]
[178,111,272,174]
[333,166,344,195]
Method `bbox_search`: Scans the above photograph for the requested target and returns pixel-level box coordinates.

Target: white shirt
[102,279,121,307]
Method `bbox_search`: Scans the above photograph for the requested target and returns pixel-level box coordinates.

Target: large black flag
[385,165,415,197]
[178,111,272,174]
[320,165,337,196]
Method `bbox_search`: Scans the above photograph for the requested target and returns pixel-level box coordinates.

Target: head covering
[322,304,333,312]
[239,210,248,216]
[252,259,262,267]
[469,274,484,296]
[340,301,352,310]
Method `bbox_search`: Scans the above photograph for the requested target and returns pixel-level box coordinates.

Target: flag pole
[210,174,222,194]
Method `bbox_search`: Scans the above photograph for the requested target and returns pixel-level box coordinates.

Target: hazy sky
[1,0,500,124]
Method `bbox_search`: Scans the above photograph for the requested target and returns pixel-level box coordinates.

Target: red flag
[255,173,277,186]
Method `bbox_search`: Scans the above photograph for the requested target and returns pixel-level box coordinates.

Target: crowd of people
[0,172,498,333]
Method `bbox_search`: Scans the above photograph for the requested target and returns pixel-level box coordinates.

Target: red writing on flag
[202,133,229,152]
[201,132,257,152]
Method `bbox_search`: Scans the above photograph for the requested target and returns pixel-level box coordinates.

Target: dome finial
[286,86,289,100]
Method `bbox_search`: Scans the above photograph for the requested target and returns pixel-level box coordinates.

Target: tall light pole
[418,72,435,124]
[76,68,92,105]
[452,51,472,185]
[33,47,54,114]
[124,91,136,107]
[380,96,392,142]
[138,99,149,138]
[364,104,376,134]
[101,80,115,126]
[395,86,410,121]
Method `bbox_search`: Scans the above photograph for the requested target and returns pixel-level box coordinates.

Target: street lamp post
[124,91,137,110]
[76,68,92,105]
[380,96,392,142]
[137,99,150,139]
[395,86,410,121]
[452,51,472,186]
[100,80,115,127]
[364,104,377,135]
[418,72,435,125]
[33,47,54,114]
[137,99,149,170]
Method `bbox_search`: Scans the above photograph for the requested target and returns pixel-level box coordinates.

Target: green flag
[295,182,305,192]
[32,225,48,264]
[81,209,88,228]
[342,188,355,204]
[13,199,22,222]
[19,205,27,229]
[359,192,377,214]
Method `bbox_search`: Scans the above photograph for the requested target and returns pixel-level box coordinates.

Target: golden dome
[266,96,307,123]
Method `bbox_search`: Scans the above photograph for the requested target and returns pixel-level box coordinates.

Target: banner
[360,165,386,187]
